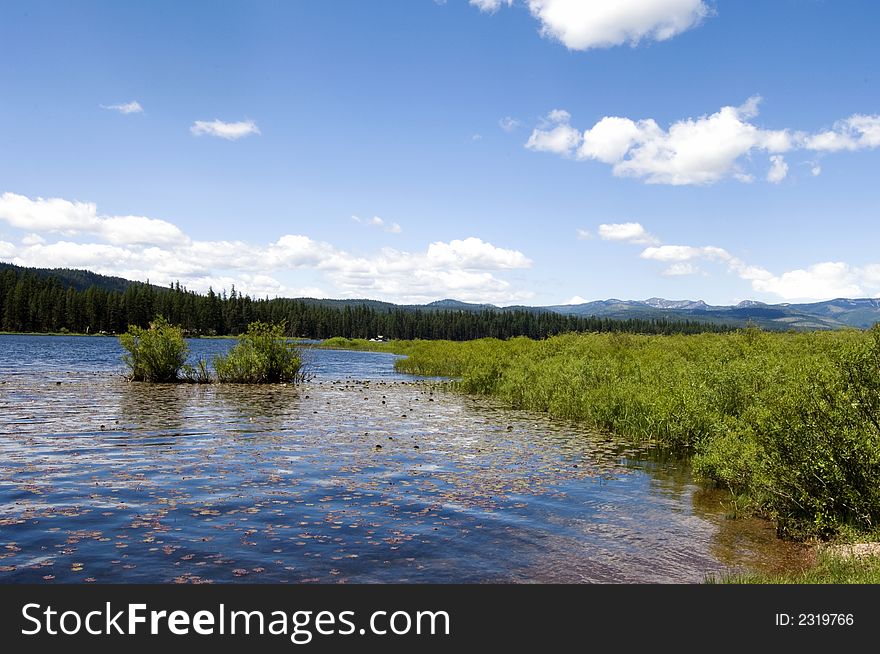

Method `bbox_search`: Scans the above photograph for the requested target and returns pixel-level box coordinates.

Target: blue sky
[1,0,878,305]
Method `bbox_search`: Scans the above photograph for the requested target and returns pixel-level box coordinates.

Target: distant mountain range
[543,297,880,330]
[408,297,880,330]
[3,262,879,330]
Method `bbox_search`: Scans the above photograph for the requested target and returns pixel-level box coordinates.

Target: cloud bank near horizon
[0,192,534,305]
[590,221,880,301]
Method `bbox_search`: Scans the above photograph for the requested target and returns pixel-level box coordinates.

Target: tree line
[0,266,733,339]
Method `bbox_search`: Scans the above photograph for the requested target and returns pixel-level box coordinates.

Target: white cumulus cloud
[0,192,99,233]
[470,0,513,13]
[20,241,139,270]
[578,116,647,164]
[190,119,260,140]
[0,193,189,247]
[526,98,879,185]
[598,222,659,245]
[101,101,143,115]
[526,0,710,50]
[426,237,532,270]
[766,155,788,183]
[21,233,46,246]
[472,0,709,50]
[525,109,583,155]
[97,215,189,246]
[804,115,880,152]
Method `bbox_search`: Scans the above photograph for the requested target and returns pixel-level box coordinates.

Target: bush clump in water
[119,315,189,382]
[213,321,305,383]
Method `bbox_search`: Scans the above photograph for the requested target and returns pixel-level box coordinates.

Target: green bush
[119,316,189,382]
[214,321,305,383]
[756,326,880,538]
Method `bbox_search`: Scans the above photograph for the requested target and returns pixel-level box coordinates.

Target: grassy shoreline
[321,332,880,582]
[712,550,880,584]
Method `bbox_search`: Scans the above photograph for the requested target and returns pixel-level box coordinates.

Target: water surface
[0,335,810,583]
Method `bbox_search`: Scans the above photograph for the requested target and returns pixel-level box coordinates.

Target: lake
[0,335,810,583]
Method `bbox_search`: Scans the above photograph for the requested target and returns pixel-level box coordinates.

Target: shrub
[119,316,189,382]
[756,326,880,538]
[213,321,305,383]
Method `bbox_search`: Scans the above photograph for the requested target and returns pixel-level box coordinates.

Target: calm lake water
[0,335,810,583]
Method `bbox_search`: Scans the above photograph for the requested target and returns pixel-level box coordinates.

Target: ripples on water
[0,335,810,583]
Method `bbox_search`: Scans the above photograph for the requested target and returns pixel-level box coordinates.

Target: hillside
[0,262,148,294]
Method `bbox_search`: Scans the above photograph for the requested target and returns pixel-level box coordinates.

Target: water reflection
[116,382,191,435]
[211,383,302,435]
